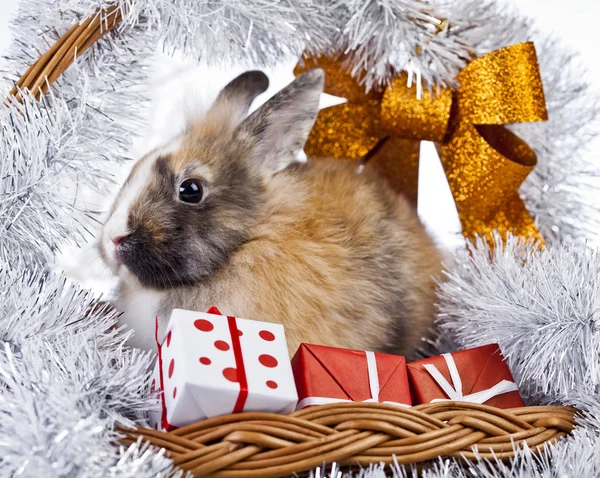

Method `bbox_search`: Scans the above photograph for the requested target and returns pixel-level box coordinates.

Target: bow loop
[297,56,385,160]
[456,42,548,125]
[302,55,384,103]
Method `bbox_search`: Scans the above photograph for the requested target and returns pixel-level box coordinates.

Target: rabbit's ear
[204,71,270,128]
[236,69,324,175]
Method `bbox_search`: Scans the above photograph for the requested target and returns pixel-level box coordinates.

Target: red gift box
[406,344,524,408]
[291,343,412,409]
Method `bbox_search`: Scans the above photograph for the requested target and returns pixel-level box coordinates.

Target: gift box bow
[295,345,410,410]
[296,42,547,243]
[423,352,518,404]
[407,344,522,406]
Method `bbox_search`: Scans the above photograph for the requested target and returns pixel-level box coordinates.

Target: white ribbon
[423,353,519,404]
[295,351,410,410]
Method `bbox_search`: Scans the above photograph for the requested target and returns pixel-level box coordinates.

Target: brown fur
[102,69,443,357]
[159,158,442,356]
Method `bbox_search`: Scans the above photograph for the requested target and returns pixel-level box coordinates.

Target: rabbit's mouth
[117,239,195,290]
[114,228,231,290]
[122,259,197,290]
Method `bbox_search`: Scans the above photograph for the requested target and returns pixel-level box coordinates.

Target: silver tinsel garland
[0,261,178,476]
[1,0,600,477]
[438,234,600,402]
[433,236,600,476]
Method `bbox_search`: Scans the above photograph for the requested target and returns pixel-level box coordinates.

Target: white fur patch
[101,156,155,268]
[161,135,184,156]
[114,270,165,351]
[101,137,183,269]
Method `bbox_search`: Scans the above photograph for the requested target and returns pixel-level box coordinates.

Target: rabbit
[99,68,443,357]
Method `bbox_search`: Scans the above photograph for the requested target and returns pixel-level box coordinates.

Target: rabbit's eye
[178,178,203,203]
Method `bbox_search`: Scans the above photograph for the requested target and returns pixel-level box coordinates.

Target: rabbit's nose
[112,235,128,246]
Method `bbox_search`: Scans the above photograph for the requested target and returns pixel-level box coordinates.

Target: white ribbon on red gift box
[295,351,410,410]
[422,352,519,404]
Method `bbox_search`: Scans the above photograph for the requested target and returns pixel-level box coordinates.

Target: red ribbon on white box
[423,352,519,404]
[155,316,172,430]
[225,314,248,413]
[295,351,410,410]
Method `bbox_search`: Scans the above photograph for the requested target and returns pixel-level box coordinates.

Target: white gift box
[148,307,298,430]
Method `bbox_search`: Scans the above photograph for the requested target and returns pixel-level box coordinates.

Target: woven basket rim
[120,401,577,477]
[8,6,122,103]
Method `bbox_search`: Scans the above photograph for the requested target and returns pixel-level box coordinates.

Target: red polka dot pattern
[199,357,211,365]
[168,359,175,378]
[214,340,230,351]
[259,330,275,341]
[266,380,278,389]
[223,367,239,383]
[258,354,278,368]
[237,329,243,336]
[194,319,214,332]
[166,330,172,347]
[173,387,177,398]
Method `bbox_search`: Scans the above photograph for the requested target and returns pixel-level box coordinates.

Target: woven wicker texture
[9,6,122,102]
[120,402,576,477]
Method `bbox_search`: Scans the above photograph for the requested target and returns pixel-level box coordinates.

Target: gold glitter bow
[295,42,548,242]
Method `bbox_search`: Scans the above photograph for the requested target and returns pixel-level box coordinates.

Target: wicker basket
[119,402,575,477]
[8,6,122,102]
[8,8,578,477]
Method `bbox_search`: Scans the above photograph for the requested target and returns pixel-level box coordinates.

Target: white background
[1,0,599,288]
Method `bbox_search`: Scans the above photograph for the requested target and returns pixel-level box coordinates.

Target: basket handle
[8,6,123,102]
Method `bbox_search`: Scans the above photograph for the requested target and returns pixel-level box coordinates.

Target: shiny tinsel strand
[0,264,167,477]
[437,234,600,402]
[1,0,154,267]
[318,0,475,91]
[1,91,114,266]
[119,0,477,90]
